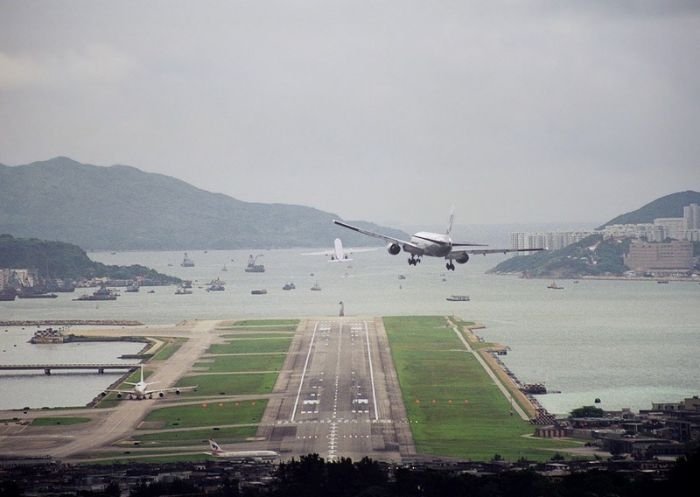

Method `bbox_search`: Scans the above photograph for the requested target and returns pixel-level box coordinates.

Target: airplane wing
[143,386,198,396]
[333,220,421,252]
[448,247,545,259]
[103,388,135,395]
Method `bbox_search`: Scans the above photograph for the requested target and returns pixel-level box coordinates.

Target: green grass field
[207,338,292,354]
[195,354,286,372]
[227,319,299,328]
[151,339,185,361]
[383,316,579,461]
[31,417,90,426]
[129,425,258,446]
[221,333,295,339]
[141,400,267,429]
[176,372,279,396]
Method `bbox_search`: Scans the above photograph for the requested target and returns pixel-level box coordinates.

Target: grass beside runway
[31,417,91,426]
[128,425,258,445]
[221,332,295,339]
[207,337,293,354]
[176,372,279,396]
[140,400,267,429]
[151,338,186,361]
[224,319,299,328]
[384,316,580,462]
[195,354,286,372]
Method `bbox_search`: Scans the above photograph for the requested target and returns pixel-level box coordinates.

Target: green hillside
[488,235,629,278]
[0,157,408,250]
[0,234,179,284]
[599,190,700,229]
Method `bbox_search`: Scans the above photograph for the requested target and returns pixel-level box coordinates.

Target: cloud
[0,52,41,89]
[0,44,136,91]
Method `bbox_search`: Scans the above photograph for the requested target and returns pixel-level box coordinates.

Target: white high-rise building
[654,218,687,240]
[684,203,700,230]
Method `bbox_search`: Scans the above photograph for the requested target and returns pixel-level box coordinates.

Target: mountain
[598,190,700,229]
[0,234,179,284]
[0,157,408,250]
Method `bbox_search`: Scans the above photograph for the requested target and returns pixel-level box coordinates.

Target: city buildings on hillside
[600,203,700,242]
[510,231,595,251]
[510,203,700,251]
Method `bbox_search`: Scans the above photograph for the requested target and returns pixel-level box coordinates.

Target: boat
[175,286,192,295]
[251,289,268,295]
[181,252,195,267]
[311,282,322,291]
[17,292,58,299]
[398,274,406,280]
[245,254,265,273]
[657,280,669,284]
[125,283,140,292]
[0,288,17,301]
[73,286,118,301]
[282,282,296,290]
[547,281,564,290]
[207,283,225,292]
[221,264,228,272]
[446,295,470,302]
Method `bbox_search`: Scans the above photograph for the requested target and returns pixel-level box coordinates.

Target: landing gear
[408,256,421,266]
[446,262,455,271]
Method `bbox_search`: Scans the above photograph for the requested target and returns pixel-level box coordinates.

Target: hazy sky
[1,1,698,226]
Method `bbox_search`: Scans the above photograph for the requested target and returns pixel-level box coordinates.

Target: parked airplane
[333,212,544,270]
[207,439,279,460]
[103,364,196,400]
[303,238,376,262]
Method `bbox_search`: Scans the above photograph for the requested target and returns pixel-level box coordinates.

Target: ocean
[1,247,698,414]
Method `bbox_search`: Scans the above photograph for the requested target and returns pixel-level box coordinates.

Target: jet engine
[387,243,401,255]
[454,253,470,264]
[158,392,165,398]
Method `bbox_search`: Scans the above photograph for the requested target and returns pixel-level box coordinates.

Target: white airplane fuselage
[408,232,452,257]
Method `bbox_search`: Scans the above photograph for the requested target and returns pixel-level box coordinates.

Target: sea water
[1,247,698,413]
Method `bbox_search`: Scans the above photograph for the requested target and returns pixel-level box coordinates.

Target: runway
[260,317,414,462]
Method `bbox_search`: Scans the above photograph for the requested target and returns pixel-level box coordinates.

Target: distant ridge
[0,157,408,250]
[598,190,700,229]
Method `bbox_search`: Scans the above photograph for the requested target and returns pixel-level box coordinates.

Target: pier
[0,364,139,375]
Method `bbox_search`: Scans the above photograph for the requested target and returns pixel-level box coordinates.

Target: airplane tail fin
[333,238,345,261]
[209,439,223,455]
[446,207,455,235]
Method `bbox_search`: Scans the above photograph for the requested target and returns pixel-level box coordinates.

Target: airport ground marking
[291,321,319,422]
[364,320,380,421]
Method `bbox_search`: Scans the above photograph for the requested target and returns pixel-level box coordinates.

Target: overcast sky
[1,1,698,226]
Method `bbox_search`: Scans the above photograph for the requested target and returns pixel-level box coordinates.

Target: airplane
[207,439,279,460]
[102,364,197,400]
[333,211,544,271]
[302,238,376,262]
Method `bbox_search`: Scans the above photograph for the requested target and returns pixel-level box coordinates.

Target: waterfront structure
[623,240,693,273]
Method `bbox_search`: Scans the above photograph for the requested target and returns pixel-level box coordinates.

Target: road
[259,317,414,462]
